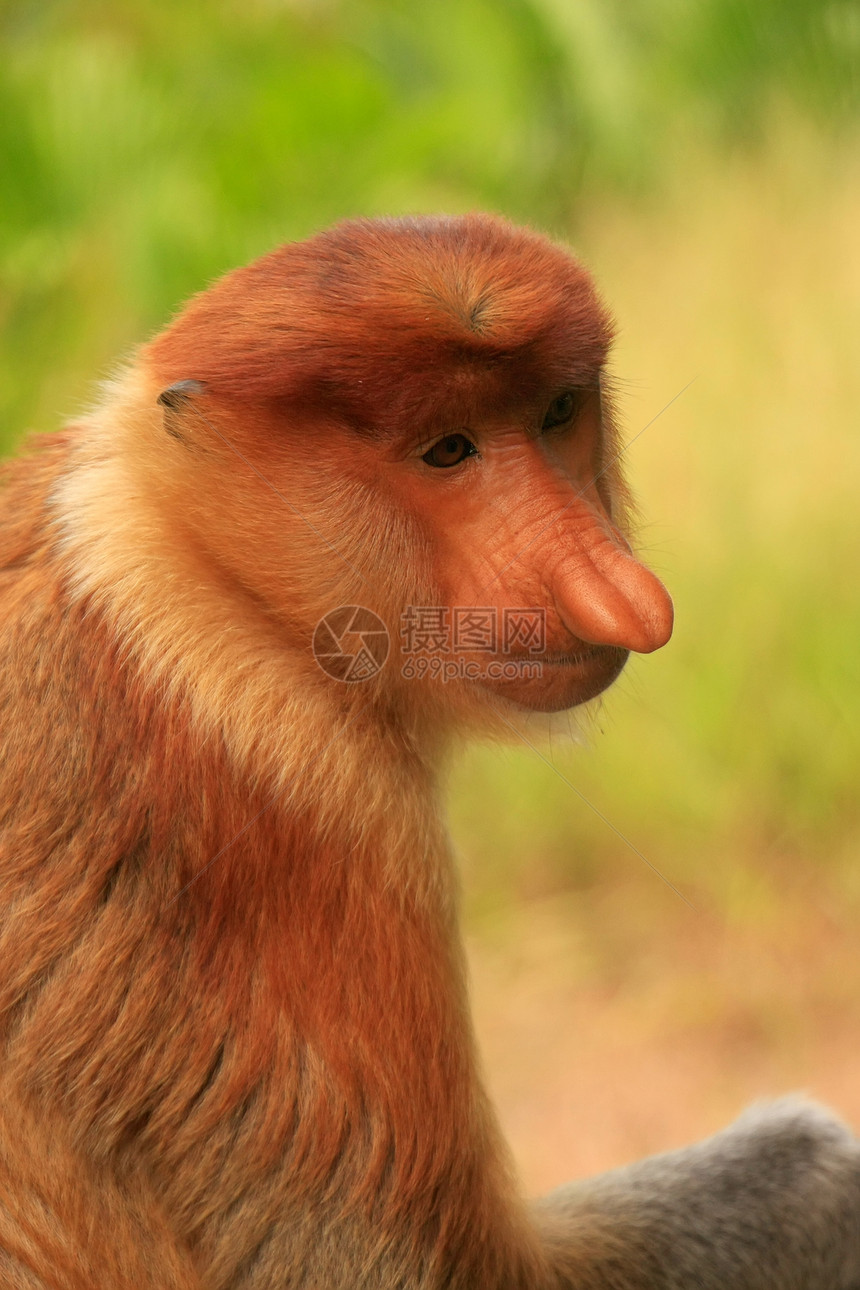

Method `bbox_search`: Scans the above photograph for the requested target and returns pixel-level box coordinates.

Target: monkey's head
[144,215,672,721]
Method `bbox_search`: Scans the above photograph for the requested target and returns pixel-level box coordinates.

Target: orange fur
[0,216,674,1288]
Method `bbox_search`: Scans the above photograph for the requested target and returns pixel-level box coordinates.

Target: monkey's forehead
[146,214,613,407]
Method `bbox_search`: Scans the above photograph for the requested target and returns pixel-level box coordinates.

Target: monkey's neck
[46,369,472,1085]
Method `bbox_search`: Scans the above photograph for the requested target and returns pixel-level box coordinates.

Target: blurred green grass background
[3,0,860,1183]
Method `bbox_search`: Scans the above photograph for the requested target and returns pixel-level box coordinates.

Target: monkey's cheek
[474,647,629,713]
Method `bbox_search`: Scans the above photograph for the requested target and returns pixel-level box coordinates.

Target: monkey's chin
[474,646,629,714]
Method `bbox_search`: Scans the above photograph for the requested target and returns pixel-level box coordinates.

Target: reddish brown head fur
[146,215,613,434]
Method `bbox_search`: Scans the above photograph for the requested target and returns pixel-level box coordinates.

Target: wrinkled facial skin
[337,381,673,714]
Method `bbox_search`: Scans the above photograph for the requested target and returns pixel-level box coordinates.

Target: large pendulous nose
[550,500,674,654]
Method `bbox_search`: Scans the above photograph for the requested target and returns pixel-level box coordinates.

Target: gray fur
[536,1098,860,1288]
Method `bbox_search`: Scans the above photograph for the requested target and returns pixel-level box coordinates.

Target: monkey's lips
[476,641,629,713]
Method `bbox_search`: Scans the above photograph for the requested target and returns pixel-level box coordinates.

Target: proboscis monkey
[1,215,858,1290]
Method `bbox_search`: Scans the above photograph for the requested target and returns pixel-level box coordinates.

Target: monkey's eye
[541,391,578,431]
[422,434,477,469]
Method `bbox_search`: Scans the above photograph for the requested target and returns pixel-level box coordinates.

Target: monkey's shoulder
[0,430,77,577]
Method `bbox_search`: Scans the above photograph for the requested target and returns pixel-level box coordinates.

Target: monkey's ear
[157,379,207,442]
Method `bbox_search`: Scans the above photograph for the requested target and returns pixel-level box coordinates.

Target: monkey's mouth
[479,641,629,712]
[539,643,612,667]
[514,641,627,671]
